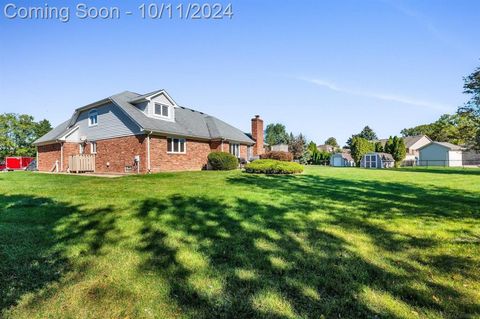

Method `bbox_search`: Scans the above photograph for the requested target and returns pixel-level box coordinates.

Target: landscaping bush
[207,152,238,170]
[245,159,303,174]
[259,151,293,161]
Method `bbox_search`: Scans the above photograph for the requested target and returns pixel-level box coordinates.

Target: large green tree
[401,113,477,147]
[458,66,480,149]
[402,66,480,150]
[324,137,339,148]
[265,123,289,146]
[346,126,378,148]
[350,136,374,166]
[0,113,52,159]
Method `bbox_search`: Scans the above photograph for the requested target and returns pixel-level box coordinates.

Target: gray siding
[73,102,142,141]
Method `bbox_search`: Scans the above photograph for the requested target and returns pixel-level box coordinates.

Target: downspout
[147,131,152,173]
[35,146,38,170]
[60,142,64,172]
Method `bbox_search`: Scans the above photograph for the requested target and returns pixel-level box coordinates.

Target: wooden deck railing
[68,154,95,173]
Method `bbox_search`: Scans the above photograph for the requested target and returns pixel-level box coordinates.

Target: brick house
[34,90,264,173]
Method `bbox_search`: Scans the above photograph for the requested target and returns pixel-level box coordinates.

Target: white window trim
[229,143,240,158]
[90,141,97,154]
[167,137,187,154]
[88,109,98,127]
[152,103,171,119]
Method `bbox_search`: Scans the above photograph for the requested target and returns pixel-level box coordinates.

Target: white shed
[418,142,464,167]
[360,152,395,169]
[330,152,355,167]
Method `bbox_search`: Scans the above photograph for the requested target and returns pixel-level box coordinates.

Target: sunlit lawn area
[0,167,479,318]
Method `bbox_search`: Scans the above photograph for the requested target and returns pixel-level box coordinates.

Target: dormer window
[88,110,98,126]
[154,103,169,118]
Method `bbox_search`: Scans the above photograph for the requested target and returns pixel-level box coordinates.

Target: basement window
[167,137,186,153]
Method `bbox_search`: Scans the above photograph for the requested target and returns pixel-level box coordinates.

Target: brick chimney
[251,115,264,156]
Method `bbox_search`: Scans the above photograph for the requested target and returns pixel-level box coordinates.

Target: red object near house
[5,157,34,170]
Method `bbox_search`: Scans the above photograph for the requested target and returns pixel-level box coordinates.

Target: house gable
[131,91,176,122]
[407,135,431,151]
[72,102,143,142]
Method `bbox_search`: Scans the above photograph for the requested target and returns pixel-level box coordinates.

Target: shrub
[245,159,303,174]
[207,152,239,170]
[259,151,293,161]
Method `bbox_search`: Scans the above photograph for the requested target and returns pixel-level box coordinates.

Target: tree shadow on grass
[134,188,480,318]
[0,194,118,314]
[394,167,480,176]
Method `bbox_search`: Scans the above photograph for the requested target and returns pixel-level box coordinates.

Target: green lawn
[0,167,479,319]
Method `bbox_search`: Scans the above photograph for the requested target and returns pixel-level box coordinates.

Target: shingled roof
[35,90,255,145]
[374,135,431,149]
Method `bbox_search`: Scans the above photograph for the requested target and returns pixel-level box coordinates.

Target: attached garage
[418,142,464,167]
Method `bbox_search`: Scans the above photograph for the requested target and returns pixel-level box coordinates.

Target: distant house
[330,152,355,167]
[34,90,264,174]
[418,142,464,167]
[270,144,289,152]
[375,135,431,162]
[360,152,395,169]
[317,144,335,153]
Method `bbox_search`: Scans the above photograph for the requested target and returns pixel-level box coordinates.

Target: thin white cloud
[299,77,451,112]
[385,1,447,42]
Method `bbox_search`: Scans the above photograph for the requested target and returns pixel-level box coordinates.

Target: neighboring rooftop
[421,141,464,151]
[374,135,431,149]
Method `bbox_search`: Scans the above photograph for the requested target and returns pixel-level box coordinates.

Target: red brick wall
[149,136,212,172]
[37,143,61,172]
[37,134,250,174]
[94,135,147,173]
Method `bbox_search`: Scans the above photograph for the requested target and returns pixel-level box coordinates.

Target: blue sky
[1,0,479,145]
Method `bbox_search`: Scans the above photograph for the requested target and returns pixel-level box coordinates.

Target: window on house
[229,143,240,157]
[88,110,98,126]
[79,143,84,154]
[167,137,186,153]
[90,142,97,154]
[154,103,169,117]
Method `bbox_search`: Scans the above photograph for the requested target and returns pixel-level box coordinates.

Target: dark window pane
[162,105,169,117]
[180,140,185,152]
[167,138,172,152]
[173,139,179,152]
[155,104,162,115]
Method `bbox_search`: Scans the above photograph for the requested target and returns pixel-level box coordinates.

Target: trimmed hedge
[260,151,293,162]
[245,159,303,174]
[208,152,239,170]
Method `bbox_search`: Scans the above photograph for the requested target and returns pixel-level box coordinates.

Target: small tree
[324,137,339,148]
[350,137,374,166]
[391,136,406,167]
[384,136,394,154]
[288,133,307,161]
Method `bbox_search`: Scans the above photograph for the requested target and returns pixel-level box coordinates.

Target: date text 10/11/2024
[2,3,234,22]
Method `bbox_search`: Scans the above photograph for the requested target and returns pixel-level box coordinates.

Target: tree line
[0,113,52,160]
[401,65,480,150]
